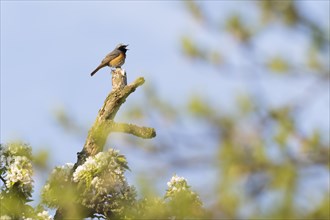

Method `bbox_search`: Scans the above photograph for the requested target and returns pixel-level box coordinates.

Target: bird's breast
[109,52,125,68]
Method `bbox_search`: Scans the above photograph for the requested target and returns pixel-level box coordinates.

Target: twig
[0,175,8,189]
[111,122,156,139]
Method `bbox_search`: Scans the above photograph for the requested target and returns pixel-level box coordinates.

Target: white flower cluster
[36,210,52,220]
[52,163,74,181]
[0,143,33,193]
[6,143,27,155]
[165,174,202,207]
[167,175,188,193]
[73,149,127,194]
[43,163,73,191]
[72,149,136,215]
[6,156,33,191]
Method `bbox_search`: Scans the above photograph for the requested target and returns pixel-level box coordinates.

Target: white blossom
[37,210,52,220]
[166,174,202,206]
[5,155,33,191]
[71,149,136,216]
[167,174,187,189]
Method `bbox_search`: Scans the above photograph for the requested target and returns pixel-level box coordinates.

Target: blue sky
[1,0,329,210]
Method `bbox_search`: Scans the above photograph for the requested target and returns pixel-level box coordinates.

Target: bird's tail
[90,66,100,76]
[91,63,106,76]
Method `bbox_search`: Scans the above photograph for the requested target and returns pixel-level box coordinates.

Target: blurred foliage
[181,36,223,67]
[267,56,290,73]
[225,14,251,42]
[185,1,204,24]
[183,0,329,78]
[260,0,299,26]
[126,0,330,219]
[182,1,329,218]
[53,107,86,138]
[32,150,49,169]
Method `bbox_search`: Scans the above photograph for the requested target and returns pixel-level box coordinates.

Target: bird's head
[116,43,129,52]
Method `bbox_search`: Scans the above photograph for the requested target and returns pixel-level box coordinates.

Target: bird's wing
[101,50,120,64]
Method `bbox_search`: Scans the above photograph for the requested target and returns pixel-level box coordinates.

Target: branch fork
[76,68,155,166]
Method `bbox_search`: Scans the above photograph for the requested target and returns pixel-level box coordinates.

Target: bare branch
[111,122,156,139]
[98,76,145,122]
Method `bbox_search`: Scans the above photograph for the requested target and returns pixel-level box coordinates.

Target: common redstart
[90,44,128,76]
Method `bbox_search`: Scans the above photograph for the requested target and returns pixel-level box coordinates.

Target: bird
[90,44,128,76]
